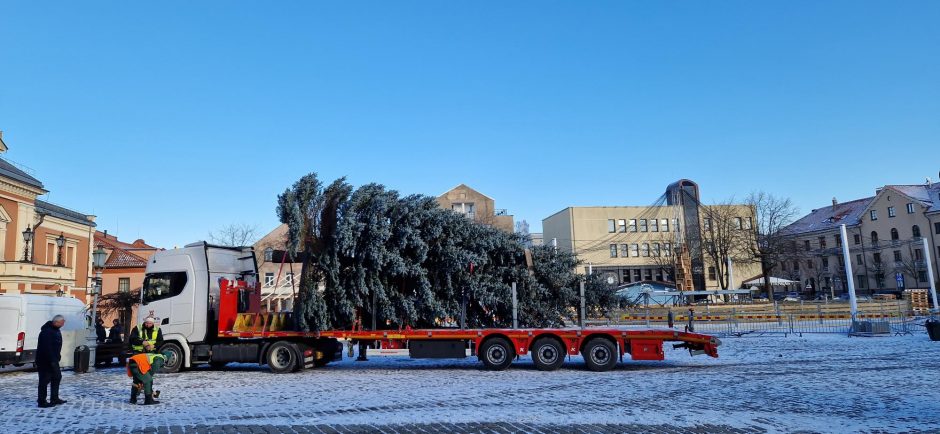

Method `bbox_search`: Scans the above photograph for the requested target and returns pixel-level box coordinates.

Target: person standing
[36,315,66,408]
[108,319,124,343]
[129,317,163,353]
[95,318,107,343]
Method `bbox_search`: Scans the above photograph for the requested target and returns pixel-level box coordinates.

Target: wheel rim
[164,347,180,370]
[538,344,559,365]
[590,345,611,365]
[486,344,507,364]
[271,347,293,370]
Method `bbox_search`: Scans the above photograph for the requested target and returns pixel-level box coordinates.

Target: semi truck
[142,242,721,373]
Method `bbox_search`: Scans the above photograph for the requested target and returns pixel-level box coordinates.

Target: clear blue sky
[1,1,938,248]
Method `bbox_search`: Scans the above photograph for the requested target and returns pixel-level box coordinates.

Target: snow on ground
[1,334,938,433]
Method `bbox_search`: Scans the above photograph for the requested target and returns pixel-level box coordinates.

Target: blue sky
[1,1,938,248]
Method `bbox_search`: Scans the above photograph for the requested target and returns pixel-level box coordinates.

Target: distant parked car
[784,292,801,302]
[772,293,787,301]
[814,294,831,301]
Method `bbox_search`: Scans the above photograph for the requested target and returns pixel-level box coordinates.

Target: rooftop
[36,199,95,227]
[0,156,44,190]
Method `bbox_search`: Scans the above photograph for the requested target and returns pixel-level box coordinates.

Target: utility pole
[511,282,518,329]
[839,224,858,322]
[727,256,734,290]
[579,280,586,329]
[923,237,939,313]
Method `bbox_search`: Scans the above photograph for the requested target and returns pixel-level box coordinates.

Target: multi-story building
[253,224,298,313]
[0,131,97,301]
[780,181,940,297]
[437,184,514,233]
[93,230,160,321]
[542,180,758,290]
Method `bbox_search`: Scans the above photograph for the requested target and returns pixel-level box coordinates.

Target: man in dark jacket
[36,315,66,408]
[108,319,124,343]
[95,319,106,343]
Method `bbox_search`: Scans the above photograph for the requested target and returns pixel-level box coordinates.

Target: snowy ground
[1,334,939,434]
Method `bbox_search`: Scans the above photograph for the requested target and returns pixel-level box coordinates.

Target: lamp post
[22,225,33,262]
[88,245,108,372]
[56,232,66,266]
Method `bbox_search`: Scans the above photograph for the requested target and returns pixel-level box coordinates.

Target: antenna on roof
[928,176,933,185]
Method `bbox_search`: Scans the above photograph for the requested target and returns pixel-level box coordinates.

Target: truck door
[141,255,195,338]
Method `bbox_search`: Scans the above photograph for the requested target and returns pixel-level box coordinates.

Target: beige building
[542,180,759,290]
[253,224,297,313]
[0,131,97,301]
[780,181,940,297]
[437,184,514,232]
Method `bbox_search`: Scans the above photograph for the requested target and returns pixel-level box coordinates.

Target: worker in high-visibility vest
[126,342,168,405]
[129,317,163,353]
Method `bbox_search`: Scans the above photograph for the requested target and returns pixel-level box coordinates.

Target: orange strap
[126,353,152,377]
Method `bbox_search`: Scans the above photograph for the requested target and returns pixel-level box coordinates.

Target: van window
[142,272,188,304]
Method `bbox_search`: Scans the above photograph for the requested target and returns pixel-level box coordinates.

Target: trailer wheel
[267,341,298,374]
[480,337,514,371]
[531,337,565,371]
[159,342,185,373]
[583,338,618,372]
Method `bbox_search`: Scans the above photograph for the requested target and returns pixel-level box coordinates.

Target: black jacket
[108,324,123,342]
[35,321,62,367]
[95,324,107,342]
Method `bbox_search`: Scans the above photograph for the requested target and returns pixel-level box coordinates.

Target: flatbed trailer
[143,242,720,374]
[218,326,720,372]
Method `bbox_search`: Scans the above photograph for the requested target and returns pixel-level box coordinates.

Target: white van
[0,294,89,369]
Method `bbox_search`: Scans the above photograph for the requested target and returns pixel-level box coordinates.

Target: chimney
[832,197,838,211]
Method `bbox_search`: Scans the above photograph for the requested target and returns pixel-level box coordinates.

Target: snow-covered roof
[782,196,873,236]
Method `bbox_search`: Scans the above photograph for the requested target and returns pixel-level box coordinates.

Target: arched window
[912,225,922,238]
[890,228,899,241]
[870,231,879,243]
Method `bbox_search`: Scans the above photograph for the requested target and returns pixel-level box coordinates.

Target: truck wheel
[531,337,565,371]
[267,341,298,374]
[159,342,185,373]
[582,338,618,372]
[480,337,514,371]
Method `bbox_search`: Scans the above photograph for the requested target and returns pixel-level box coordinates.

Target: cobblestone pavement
[2,335,939,434]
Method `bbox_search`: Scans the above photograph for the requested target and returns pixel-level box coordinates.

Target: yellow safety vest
[131,326,160,352]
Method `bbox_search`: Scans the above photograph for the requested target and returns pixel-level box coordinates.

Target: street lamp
[22,225,33,262]
[86,245,108,373]
[56,232,66,266]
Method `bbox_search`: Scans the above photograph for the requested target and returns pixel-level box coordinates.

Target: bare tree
[97,289,141,343]
[742,192,801,299]
[208,223,259,247]
[699,201,751,289]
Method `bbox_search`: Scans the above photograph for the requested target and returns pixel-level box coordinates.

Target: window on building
[875,273,885,288]
[631,244,639,257]
[871,231,879,244]
[664,243,672,256]
[608,219,616,233]
[652,243,661,257]
[641,243,650,257]
[633,269,642,281]
[703,218,712,231]
[644,269,653,281]
[264,247,274,262]
[857,275,867,289]
[854,234,861,245]
[890,228,899,240]
[264,272,275,286]
[907,203,915,214]
[734,217,743,230]
[672,219,680,232]
[856,254,863,265]
[819,236,826,249]
[743,217,753,230]
[912,225,921,238]
[66,246,75,268]
[793,261,800,271]
[629,219,637,232]
[936,222,940,235]
[452,203,475,218]
[617,219,627,233]
[620,244,629,257]
[782,262,788,272]
[639,219,648,232]
[285,272,295,286]
[822,257,829,269]
[870,210,878,221]
[919,270,929,282]
[893,250,902,262]
[915,248,923,261]
[807,260,814,269]
[804,240,811,251]
[609,244,618,258]
[873,252,882,264]
[118,278,130,293]
[655,269,664,281]
[650,219,658,232]
[661,219,669,232]
[888,206,896,218]
[708,266,716,280]
[834,234,841,246]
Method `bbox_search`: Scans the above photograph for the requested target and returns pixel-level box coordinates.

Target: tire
[583,338,618,372]
[158,342,185,373]
[531,337,565,371]
[266,341,298,374]
[479,337,514,371]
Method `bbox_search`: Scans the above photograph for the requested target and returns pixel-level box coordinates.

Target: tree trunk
[761,259,773,299]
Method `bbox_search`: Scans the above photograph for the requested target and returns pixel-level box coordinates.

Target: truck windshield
[142,272,188,304]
